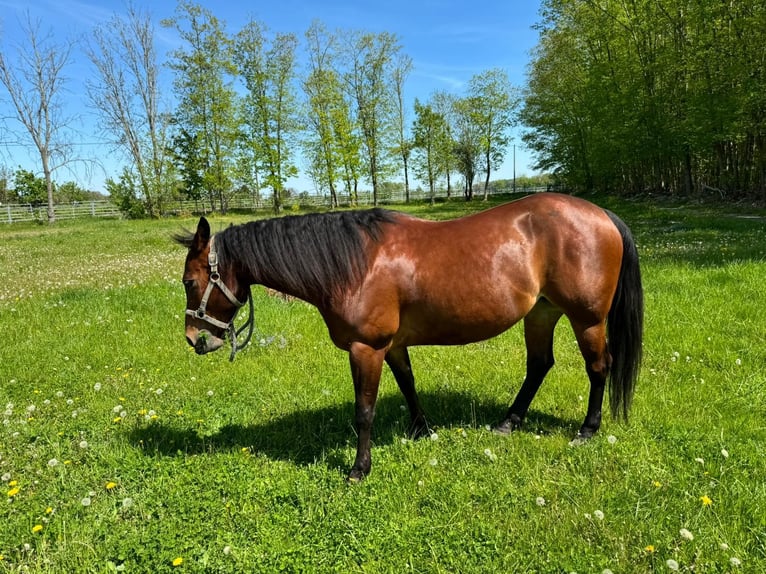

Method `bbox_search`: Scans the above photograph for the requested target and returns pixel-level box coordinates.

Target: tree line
[522,0,766,200]
[0,1,518,221]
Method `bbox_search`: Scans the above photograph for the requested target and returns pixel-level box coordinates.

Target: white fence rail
[2,201,121,224]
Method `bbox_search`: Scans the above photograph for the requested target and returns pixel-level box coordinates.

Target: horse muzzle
[187,329,225,355]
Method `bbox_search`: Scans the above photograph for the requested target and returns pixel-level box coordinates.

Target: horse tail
[605,210,644,421]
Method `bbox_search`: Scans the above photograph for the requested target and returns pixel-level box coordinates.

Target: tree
[234,19,299,214]
[467,68,518,200]
[12,168,48,205]
[453,96,482,200]
[86,4,172,217]
[431,90,458,198]
[412,98,448,203]
[391,54,413,202]
[0,13,76,223]
[342,31,401,205]
[162,1,238,212]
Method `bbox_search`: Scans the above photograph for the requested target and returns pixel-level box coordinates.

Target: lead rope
[228,289,255,362]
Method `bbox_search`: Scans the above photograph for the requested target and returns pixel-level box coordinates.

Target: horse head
[176,217,250,356]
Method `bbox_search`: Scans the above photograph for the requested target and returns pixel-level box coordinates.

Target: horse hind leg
[571,321,611,442]
[495,298,562,434]
[385,346,430,439]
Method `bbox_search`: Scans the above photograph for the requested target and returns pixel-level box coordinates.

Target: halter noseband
[186,235,254,361]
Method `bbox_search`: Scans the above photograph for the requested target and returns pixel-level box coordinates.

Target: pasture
[0,193,764,573]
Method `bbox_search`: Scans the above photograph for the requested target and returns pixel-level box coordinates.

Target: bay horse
[175,193,643,481]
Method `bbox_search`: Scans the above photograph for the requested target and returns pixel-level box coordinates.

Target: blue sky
[0,0,542,194]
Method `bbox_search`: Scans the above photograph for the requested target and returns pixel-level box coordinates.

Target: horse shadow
[127,390,579,468]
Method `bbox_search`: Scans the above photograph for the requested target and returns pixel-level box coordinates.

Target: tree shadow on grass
[127,390,580,468]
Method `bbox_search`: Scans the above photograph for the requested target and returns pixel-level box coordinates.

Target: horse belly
[396,287,535,347]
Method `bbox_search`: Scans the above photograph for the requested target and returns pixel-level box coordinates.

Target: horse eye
[182,279,194,289]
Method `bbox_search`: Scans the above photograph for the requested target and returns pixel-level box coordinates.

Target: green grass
[0,195,764,573]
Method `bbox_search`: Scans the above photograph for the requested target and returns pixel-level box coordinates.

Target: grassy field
[0,193,764,573]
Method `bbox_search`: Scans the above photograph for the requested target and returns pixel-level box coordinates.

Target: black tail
[605,211,644,421]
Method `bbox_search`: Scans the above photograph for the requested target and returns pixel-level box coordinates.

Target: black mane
[216,208,399,302]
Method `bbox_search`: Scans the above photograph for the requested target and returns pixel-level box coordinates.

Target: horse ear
[193,217,211,252]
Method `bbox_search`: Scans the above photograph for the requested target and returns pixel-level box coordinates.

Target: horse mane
[214,208,399,302]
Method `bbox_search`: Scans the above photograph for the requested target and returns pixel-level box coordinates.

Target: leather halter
[186,235,254,361]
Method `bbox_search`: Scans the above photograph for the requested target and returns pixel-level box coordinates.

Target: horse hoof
[568,432,593,447]
[493,417,521,436]
[347,469,366,483]
[409,419,431,440]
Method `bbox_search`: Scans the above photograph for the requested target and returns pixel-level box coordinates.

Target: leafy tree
[523,0,766,200]
[234,19,299,214]
[391,54,413,202]
[162,1,238,212]
[467,68,518,200]
[13,168,48,205]
[105,168,146,219]
[342,31,401,205]
[452,97,482,200]
[412,98,448,203]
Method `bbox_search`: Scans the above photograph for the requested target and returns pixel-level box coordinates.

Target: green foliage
[12,168,48,205]
[2,191,764,572]
[523,0,766,200]
[105,169,147,219]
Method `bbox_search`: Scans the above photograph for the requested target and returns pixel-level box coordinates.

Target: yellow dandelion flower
[652,481,662,488]
[700,495,713,506]
[32,524,43,533]
[105,481,118,490]
[7,487,20,497]
[45,507,53,514]
[172,557,183,567]
[113,416,122,423]
[8,480,18,487]
[645,545,655,553]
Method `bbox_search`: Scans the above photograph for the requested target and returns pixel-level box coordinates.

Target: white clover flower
[47,458,59,468]
[429,458,438,467]
[730,557,741,567]
[483,448,497,462]
[207,390,214,397]
[1,472,11,482]
[93,383,101,391]
[223,545,232,555]
[536,496,546,506]
[429,432,438,441]
[720,543,730,551]
[155,388,163,395]
[735,358,741,366]
[666,559,679,571]
[80,497,92,507]
[721,449,729,459]
[26,405,36,413]
[55,391,64,398]
[607,435,617,444]
[79,440,88,449]
[680,528,694,541]
[113,405,123,414]
[593,510,604,520]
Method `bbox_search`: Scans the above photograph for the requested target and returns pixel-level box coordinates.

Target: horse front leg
[347,341,386,482]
